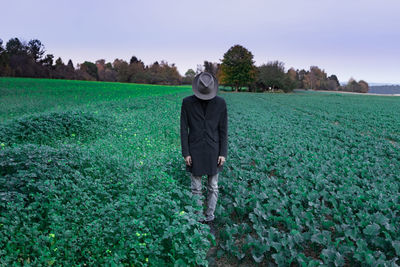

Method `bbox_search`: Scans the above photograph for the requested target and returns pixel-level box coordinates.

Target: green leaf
[174,259,187,267]
[392,241,400,256]
[365,253,375,265]
[307,259,323,266]
[363,223,380,236]
[251,252,264,263]
[321,247,336,261]
[334,252,345,266]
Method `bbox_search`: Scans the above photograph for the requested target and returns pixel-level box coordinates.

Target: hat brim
[192,73,218,100]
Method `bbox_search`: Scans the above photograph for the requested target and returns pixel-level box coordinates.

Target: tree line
[0,38,369,92]
[192,45,369,93]
[0,38,181,85]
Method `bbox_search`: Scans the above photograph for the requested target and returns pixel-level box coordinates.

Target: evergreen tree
[67,59,74,70]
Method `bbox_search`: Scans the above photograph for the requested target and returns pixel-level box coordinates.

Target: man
[180,71,228,236]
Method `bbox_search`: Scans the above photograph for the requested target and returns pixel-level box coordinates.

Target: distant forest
[0,37,369,93]
[0,38,182,85]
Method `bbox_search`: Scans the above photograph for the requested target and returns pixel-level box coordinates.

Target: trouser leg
[190,172,203,208]
[205,173,219,222]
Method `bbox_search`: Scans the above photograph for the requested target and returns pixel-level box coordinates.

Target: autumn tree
[358,80,369,93]
[146,61,162,84]
[344,78,360,92]
[77,61,98,80]
[113,59,130,82]
[297,69,308,88]
[0,37,185,84]
[287,68,300,90]
[318,75,340,91]
[162,62,182,85]
[128,56,146,83]
[95,59,106,81]
[103,62,117,82]
[216,66,226,88]
[220,44,256,92]
[95,59,117,82]
[303,66,327,89]
[148,61,181,85]
[344,78,369,93]
[287,68,298,83]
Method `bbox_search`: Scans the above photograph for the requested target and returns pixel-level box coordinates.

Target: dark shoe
[206,220,216,237]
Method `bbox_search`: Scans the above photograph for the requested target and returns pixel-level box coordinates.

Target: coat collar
[192,94,217,119]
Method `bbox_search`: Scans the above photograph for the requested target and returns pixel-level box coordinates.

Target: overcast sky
[2,0,400,84]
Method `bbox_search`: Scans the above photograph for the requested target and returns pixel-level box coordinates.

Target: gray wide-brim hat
[192,72,219,100]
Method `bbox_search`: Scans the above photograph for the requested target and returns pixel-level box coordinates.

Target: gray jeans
[190,172,219,222]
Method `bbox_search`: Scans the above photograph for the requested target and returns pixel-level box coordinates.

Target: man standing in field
[180,71,228,236]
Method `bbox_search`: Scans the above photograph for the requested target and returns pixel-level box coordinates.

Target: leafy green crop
[0,78,210,266]
[0,110,113,146]
[0,77,399,266]
[214,92,400,266]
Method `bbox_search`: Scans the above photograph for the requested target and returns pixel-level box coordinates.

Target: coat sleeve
[180,100,190,158]
[218,101,228,158]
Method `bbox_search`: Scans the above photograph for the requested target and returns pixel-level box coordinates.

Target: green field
[1,77,399,266]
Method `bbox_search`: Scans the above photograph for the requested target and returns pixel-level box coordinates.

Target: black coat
[180,94,228,176]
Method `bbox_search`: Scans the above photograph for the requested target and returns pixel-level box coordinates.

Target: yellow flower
[146,258,149,262]
[179,211,185,215]
[49,233,55,238]
[0,143,5,147]
[136,232,141,237]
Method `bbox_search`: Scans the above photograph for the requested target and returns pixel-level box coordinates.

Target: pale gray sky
[2,0,400,83]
